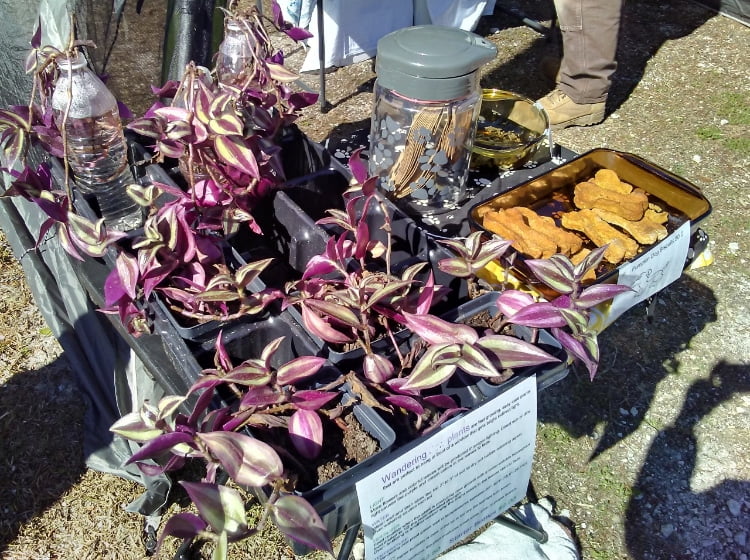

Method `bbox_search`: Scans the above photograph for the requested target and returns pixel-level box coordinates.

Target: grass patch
[718,92,750,125]
[694,92,750,156]
[696,126,722,140]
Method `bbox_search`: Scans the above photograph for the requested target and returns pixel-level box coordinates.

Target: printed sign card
[356,375,537,560]
[604,221,691,327]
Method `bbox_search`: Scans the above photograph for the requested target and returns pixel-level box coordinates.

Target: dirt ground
[1,1,749,559]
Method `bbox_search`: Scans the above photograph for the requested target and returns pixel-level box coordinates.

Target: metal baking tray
[468,148,712,287]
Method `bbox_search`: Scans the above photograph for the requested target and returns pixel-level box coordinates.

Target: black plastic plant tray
[151,299,320,398]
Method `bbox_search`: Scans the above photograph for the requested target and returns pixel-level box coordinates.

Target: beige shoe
[537,89,606,130]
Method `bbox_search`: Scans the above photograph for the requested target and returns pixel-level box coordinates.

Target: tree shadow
[477,0,716,112]
[537,273,718,456]
[626,360,750,557]
[0,357,87,552]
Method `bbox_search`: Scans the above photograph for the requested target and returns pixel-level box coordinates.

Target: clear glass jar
[368,78,483,216]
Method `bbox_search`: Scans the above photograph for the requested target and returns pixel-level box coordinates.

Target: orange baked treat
[573,180,649,221]
[591,169,633,194]
[561,209,639,265]
[513,207,584,256]
[502,207,559,259]
[591,207,668,245]
[482,211,540,258]
[646,203,669,224]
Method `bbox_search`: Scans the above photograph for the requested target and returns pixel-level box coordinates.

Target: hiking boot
[537,89,606,130]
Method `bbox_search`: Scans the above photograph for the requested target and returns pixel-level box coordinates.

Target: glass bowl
[471,89,549,170]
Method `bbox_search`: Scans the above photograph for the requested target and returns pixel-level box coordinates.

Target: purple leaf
[181,482,247,536]
[348,147,368,184]
[477,335,561,369]
[552,328,598,380]
[197,431,283,487]
[301,254,337,279]
[115,251,140,301]
[291,390,339,410]
[214,331,233,371]
[126,431,194,464]
[215,135,259,177]
[271,495,333,554]
[103,267,128,307]
[240,386,285,408]
[159,512,207,540]
[277,356,327,386]
[384,395,424,415]
[288,409,323,459]
[363,353,395,384]
[301,304,354,344]
[402,312,478,345]
[576,283,633,309]
[496,290,536,318]
[437,257,473,277]
[523,257,577,294]
[507,302,567,328]
[423,394,458,409]
[134,455,185,476]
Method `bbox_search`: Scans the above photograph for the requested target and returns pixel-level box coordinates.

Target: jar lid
[375,25,497,101]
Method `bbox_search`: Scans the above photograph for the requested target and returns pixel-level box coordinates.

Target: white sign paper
[604,221,691,328]
[356,376,537,560]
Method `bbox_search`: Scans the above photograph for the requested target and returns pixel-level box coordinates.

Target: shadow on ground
[477,0,715,115]
[626,359,750,558]
[538,274,718,455]
[0,357,85,553]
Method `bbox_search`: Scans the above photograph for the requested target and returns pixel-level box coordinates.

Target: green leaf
[304,298,363,329]
[266,62,300,83]
[214,135,259,177]
[110,412,163,442]
[181,482,247,536]
[209,113,245,136]
[457,344,501,378]
[195,289,241,302]
[271,495,333,554]
[401,343,460,391]
[235,257,273,288]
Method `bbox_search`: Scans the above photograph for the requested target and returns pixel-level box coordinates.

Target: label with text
[356,376,537,560]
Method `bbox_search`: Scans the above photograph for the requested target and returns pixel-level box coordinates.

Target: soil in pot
[260,410,382,493]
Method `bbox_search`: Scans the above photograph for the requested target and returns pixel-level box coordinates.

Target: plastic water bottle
[216,18,258,88]
[52,51,143,231]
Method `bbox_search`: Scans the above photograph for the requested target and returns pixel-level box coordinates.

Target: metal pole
[317,0,326,110]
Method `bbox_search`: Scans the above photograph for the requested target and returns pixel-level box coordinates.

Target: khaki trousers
[554,0,623,104]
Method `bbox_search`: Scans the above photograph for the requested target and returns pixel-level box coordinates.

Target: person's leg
[537,0,622,130]
[555,0,622,104]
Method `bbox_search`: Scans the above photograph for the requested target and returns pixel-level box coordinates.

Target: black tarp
[0,0,170,524]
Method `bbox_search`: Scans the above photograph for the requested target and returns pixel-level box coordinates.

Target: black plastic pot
[275,400,397,556]
[152,299,322,398]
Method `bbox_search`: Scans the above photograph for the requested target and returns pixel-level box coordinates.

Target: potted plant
[0,1,317,339]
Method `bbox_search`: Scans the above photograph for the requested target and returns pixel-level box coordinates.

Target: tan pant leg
[553,0,622,104]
